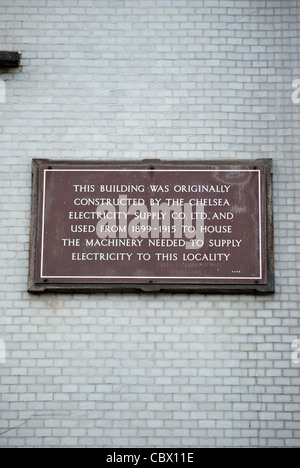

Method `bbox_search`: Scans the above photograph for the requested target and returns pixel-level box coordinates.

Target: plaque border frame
[28,158,275,294]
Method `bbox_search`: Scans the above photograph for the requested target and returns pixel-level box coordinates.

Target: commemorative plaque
[28,159,274,293]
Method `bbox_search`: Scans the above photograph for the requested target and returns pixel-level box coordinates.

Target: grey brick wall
[0,0,300,448]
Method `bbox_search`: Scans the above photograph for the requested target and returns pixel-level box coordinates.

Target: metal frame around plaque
[28,159,275,294]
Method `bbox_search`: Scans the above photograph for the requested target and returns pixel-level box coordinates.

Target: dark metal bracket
[0,51,21,68]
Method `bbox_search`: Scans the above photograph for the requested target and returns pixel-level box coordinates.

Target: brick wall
[0,0,300,448]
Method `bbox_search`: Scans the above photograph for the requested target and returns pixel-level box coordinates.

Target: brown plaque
[28,159,274,294]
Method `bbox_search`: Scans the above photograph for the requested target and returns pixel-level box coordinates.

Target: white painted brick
[0,0,299,449]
